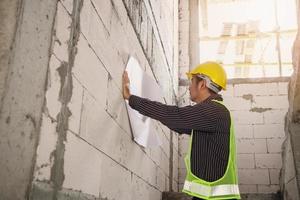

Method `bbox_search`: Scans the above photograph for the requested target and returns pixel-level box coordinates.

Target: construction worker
[122,61,240,200]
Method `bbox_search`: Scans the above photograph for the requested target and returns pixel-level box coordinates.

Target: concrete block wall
[178,81,289,194]
[30,0,179,199]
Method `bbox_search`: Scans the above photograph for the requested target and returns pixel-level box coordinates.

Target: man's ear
[197,80,205,90]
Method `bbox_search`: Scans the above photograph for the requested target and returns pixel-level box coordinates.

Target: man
[122,61,240,200]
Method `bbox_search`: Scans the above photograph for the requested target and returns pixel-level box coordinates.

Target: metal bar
[199,29,297,41]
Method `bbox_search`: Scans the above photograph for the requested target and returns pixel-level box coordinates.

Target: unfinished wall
[178,80,289,195]
[280,1,300,199]
[30,0,179,200]
[0,0,58,199]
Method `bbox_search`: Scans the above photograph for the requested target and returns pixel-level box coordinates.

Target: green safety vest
[182,100,241,200]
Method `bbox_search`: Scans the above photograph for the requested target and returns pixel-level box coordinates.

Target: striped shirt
[129,94,231,182]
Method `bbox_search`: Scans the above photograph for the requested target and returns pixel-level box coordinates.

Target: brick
[255,153,282,169]
[150,146,162,166]
[267,138,285,153]
[73,35,108,108]
[239,185,257,194]
[263,109,287,124]
[98,155,132,200]
[220,84,234,97]
[236,139,267,153]
[60,0,73,14]
[63,131,102,196]
[253,124,285,138]
[131,175,161,200]
[178,168,186,184]
[234,83,278,96]
[68,76,84,134]
[80,0,127,90]
[237,154,255,169]
[159,130,170,159]
[269,169,280,184]
[231,111,264,125]
[179,154,186,169]
[157,167,167,191]
[235,125,253,138]
[238,169,269,184]
[179,138,189,155]
[252,96,289,110]
[106,77,131,135]
[257,184,280,193]
[278,82,288,95]
[79,92,158,185]
[173,132,179,152]
[223,96,251,111]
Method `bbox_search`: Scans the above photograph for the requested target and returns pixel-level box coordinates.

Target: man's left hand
[122,71,131,100]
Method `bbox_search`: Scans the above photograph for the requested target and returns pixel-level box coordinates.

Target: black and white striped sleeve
[128,95,223,134]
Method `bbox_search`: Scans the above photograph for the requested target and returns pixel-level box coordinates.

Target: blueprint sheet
[125,56,164,147]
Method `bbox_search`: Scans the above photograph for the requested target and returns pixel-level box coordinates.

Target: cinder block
[252,96,289,110]
[79,92,157,185]
[178,168,186,184]
[269,169,280,184]
[106,77,131,135]
[257,184,280,194]
[178,138,189,155]
[263,109,287,124]
[131,174,161,200]
[173,132,179,152]
[239,184,257,194]
[234,83,278,97]
[63,131,102,196]
[179,154,186,169]
[231,111,264,125]
[238,169,270,184]
[267,138,285,153]
[236,139,267,154]
[223,96,251,111]
[72,35,108,108]
[80,0,125,90]
[97,154,132,200]
[68,76,84,134]
[150,146,162,167]
[157,167,167,191]
[237,154,255,169]
[160,151,170,175]
[235,125,253,138]
[60,0,73,14]
[173,151,179,181]
[278,82,288,95]
[255,153,282,169]
[220,84,234,97]
[253,124,285,139]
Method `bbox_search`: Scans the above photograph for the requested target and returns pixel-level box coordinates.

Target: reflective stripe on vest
[183,180,240,197]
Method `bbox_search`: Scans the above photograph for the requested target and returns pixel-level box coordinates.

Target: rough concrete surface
[0,0,58,199]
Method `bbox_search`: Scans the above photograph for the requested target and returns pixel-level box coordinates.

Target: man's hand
[122,71,131,100]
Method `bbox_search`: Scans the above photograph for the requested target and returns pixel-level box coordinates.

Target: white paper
[125,56,164,147]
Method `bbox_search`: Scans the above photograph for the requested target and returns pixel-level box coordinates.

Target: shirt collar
[202,93,223,103]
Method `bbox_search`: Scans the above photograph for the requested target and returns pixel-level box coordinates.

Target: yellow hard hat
[186,61,227,90]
